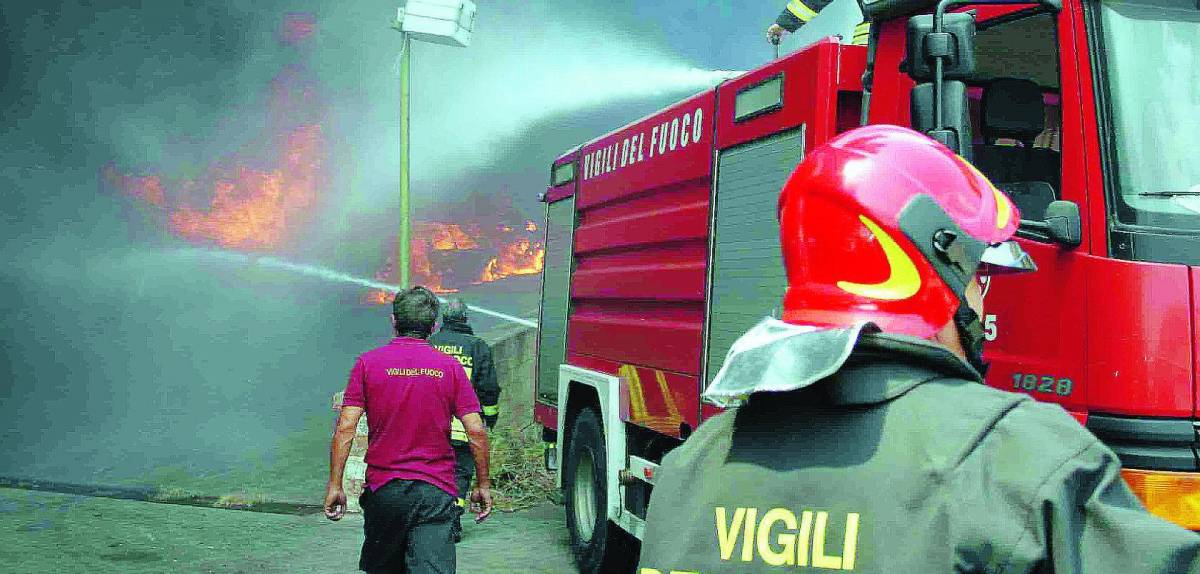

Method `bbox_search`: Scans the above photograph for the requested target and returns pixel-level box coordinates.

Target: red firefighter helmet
[778,124,1035,339]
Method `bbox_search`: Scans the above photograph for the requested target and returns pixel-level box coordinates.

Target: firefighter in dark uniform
[768,0,871,46]
[637,126,1200,573]
[428,298,499,542]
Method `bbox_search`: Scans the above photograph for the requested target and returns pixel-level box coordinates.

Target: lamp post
[392,0,476,288]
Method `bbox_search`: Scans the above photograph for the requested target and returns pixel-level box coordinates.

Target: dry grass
[486,422,556,512]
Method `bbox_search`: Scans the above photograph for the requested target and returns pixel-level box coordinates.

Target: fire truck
[532,0,1199,569]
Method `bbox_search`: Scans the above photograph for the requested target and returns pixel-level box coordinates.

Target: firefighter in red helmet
[637,125,1199,573]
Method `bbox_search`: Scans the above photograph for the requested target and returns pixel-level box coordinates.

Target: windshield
[1096,0,1200,231]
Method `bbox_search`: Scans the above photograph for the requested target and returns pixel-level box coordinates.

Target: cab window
[966,12,1062,222]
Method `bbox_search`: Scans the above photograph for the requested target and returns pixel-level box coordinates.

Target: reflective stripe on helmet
[836,214,921,301]
[992,189,1012,229]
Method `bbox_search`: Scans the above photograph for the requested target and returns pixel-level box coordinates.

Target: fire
[362,218,545,305]
[428,224,478,251]
[172,125,320,250]
[366,236,461,306]
[108,124,321,251]
[480,238,546,283]
[410,225,463,295]
[106,13,325,253]
[363,223,473,303]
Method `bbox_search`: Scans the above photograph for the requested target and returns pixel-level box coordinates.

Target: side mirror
[1043,200,1082,247]
[999,181,1055,220]
[1020,199,1082,248]
[905,9,976,158]
[911,80,972,160]
[905,13,976,82]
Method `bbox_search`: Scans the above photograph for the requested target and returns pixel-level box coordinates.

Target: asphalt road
[0,487,576,573]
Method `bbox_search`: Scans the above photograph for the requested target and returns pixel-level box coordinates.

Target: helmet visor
[979,240,1037,274]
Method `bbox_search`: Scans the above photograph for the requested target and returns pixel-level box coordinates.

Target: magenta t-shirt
[342,337,481,497]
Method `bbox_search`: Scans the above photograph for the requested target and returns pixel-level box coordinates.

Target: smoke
[393,30,744,171]
[325,2,751,241]
[170,247,537,326]
[0,0,862,497]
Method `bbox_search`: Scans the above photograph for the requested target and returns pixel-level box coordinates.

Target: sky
[0,0,864,491]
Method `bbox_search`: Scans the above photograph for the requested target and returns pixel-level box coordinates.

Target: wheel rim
[572,449,597,543]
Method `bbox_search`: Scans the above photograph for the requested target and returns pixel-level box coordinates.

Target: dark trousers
[359,479,457,574]
[451,441,474,533]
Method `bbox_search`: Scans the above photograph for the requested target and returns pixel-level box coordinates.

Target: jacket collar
[820,333,980,405]
[702,318,979,408]
[440,319,474,335]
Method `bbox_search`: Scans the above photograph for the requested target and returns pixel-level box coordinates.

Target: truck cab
[535,0,1200,570]
[866,0,1200,528]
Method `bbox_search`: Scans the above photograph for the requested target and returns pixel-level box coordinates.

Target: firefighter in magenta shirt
[325,286,493,574]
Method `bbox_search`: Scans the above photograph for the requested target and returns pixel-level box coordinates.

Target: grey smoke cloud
[0,0,864,495]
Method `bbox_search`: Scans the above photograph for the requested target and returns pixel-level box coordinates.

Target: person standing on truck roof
[428,298,500,543]
[767,0,871,46]
[325,286,493,574]
[637,125,1200,574]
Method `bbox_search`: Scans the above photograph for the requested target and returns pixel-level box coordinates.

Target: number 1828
[1012,373,1073,397]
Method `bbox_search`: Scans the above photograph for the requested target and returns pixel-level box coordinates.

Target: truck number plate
[1012,373,1073,397]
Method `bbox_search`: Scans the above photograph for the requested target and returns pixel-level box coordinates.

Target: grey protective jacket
[776,0,870,45]
[638,334,1200,573]
[429,318,499,437]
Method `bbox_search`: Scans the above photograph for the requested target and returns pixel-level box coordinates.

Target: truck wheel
[563,407,637,574]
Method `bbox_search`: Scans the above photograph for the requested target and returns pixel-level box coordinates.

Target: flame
[107,13,325,253]
[428,224,478,250]
[480,238,546,283]
[363,223,472,303]
[362,218,545,305]
[110,123,321,251]
[154,124,321,251]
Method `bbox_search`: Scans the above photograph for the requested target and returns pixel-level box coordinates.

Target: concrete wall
[330,326,536,512]
[484,324,537,431]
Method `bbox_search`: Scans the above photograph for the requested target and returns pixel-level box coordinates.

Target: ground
[0,488,575,573]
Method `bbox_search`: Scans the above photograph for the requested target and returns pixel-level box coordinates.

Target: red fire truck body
[533,0,1199,567]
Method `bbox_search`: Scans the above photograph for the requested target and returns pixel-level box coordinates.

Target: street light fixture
[392,0,476,288]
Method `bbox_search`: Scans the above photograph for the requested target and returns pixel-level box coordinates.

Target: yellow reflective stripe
[654,370,682,421]
[787,0,819,22]
[455,497,467,508]
[482,404,500,416]
[836,215,921,301]
[621,364,650,421]
[450,417,468,441]
[851,22,870,45]
[993,188,1012,228]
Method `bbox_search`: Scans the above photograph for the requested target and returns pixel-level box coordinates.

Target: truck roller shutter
[705,127,805,386]
[536,197,576,405]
